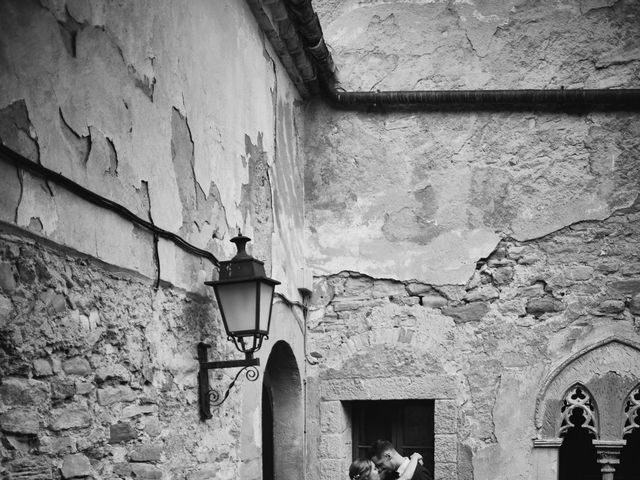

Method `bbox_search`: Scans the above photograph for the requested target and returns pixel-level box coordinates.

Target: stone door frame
[319,374,459,480]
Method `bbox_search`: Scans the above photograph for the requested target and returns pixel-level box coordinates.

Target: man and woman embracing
[349,440,433,480]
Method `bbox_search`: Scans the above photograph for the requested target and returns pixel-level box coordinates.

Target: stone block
[128,444,162,462]
[596,260,619,273]
[526,297,563,317]
[4,434,32,451]
[47,293,67,315]
[97,385,136,406]
[434,434,457,463]
[122,403,157,419]
[464,285,499,302]
[0,408,40,434]
[372,280,406,298]
[491,267,514,286]
[434,462,457,480]
[630,294,640,315]
[621,264,640,276]
[407,283,433,295]
[51,379,76,400]
[62,357,92,376]
[608,280,640,296]
[320,400,348,433]
[61,454,92,478]
[0,294,13,325]
[0,262,16,293]
[39,435,76,455]
[321,375,456,401]
[0,408,40,435]
[75,380,93,395]
[33,358,53,377]
[564,265,595,282]
[598,299,625,314]
[442,303,489,324]
[6,457,52,480]
[95,364,132,383]
[435,400,457,434]
[130,463,163,479]
[49,405,92,431]
[0,377,49,405]
[141,416,162,437]
[320,458,347,480]
[109,422,138,444]
[320,434,348,458]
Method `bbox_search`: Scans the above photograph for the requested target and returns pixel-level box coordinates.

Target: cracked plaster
[0,0,304,294]
[306,0,640,285]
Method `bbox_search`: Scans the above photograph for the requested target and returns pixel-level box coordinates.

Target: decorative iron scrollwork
[623,386,640,436]
[559,385,597,436]
[198,342,261,420]
[209,365,260,407]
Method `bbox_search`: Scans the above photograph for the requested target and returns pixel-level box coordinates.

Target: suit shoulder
[411,463,432,480]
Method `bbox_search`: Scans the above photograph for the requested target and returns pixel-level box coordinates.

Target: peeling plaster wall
[305,1,640,480]
[0,1,306,480]
[307,208,640,480]
[0,0,306,296]
[305,0,640,285]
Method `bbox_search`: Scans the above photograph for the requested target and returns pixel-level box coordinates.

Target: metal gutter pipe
[322,85,640,111]
[271,0,640,110]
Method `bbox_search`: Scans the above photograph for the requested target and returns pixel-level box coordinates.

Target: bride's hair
[349,458,374,480]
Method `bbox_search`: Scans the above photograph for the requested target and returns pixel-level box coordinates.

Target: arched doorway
[262,341,303,480]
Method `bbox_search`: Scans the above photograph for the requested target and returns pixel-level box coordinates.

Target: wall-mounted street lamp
[198,233,280,420]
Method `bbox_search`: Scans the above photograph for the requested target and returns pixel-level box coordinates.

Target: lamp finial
[230,233,251,260]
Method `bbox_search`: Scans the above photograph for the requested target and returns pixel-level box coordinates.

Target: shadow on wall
[262,340,303,480]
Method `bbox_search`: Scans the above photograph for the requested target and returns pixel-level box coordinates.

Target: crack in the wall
[105,136,118,176]
[14,170,24,224]
[128,64,156,102]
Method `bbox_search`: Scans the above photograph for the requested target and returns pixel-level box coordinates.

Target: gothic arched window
[616,386,640,480]
[558,385,600,480]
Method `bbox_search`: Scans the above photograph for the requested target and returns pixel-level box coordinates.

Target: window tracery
[559,385,597,437]
[623,386,640,437]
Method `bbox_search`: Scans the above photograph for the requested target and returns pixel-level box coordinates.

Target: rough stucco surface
[0,0,306,296]
[305,1,640,480]
[0,230,304,480]
[307,206,640,480]
[0,1,307,480]
[305,0,640,285]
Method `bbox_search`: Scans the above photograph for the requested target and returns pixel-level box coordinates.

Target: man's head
[370,440,403,474]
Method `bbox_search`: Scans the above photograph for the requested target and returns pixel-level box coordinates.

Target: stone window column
[532,438,562,480]
[592,439,626,480]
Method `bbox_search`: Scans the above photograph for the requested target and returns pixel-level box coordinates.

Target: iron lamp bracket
[198,342,260,420]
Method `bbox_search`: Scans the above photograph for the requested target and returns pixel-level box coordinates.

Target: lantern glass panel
[258,281,275,333]
[215,281,257,334]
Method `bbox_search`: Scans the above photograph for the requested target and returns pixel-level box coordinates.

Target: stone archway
[262,340,303,480]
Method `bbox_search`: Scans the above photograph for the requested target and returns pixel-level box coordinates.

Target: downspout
[281,0,640,110]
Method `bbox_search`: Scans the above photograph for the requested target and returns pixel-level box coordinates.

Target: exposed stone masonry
[306,203,640,480]
[0,229,248,480]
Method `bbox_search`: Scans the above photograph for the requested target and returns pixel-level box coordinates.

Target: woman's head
[349,458,379,480]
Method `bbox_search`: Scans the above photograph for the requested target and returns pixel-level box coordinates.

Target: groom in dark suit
[370,440,433,480]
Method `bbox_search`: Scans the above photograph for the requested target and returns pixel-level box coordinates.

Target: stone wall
[304,2,640,478]
[306,205,640,480]
[0,1,307,480]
